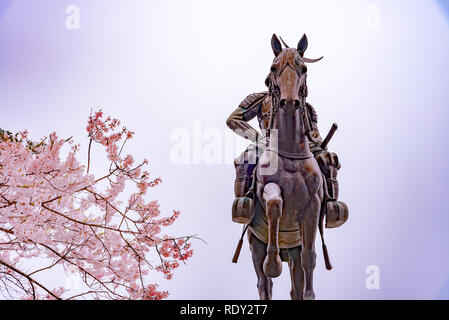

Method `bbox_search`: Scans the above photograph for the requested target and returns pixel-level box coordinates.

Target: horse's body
[247,34,325,300]
[250,151,323,246]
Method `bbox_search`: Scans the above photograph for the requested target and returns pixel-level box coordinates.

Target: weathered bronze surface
[227,34,348,300]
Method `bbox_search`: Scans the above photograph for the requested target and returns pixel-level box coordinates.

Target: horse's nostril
[294,100,301,107]
[280,99,287,107]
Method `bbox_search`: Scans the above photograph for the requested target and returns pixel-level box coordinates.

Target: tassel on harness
[319,214,333,270]
[319,172,333,270]
[232,224,250,263]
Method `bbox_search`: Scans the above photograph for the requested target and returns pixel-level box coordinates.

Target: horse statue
[227,34,348,300]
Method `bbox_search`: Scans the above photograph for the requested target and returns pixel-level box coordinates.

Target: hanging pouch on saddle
[232,167,257,225]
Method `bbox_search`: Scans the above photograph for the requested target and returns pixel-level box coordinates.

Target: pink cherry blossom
[0,110,196,300]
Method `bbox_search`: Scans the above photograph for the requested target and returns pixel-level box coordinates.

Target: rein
[266,74,312,160]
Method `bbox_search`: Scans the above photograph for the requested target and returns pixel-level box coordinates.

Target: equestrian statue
[227,34,348,300]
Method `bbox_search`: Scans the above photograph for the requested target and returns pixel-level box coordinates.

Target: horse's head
[267,34,323,110]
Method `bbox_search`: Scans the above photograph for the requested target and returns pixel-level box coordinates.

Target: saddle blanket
[249,198,302,249]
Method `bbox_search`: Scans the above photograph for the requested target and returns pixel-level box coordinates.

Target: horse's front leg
[288,246,304,300]
[248,230,273,300]
[300,193,321,300]
[262,183,283,278]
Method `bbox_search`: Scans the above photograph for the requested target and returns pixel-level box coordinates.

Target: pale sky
[0,0,448,299]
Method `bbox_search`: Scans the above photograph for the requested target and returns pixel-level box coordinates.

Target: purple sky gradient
[0,0,448,299]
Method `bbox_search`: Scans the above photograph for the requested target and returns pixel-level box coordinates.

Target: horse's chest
[281,157,304,173]
[278,160,310,199]
[259,154,310,193]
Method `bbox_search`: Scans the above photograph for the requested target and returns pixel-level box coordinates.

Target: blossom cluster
[0,111,194,300]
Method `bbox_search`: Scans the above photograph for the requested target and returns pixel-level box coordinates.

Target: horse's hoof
[303,290,315,300]
[263,255,282,278]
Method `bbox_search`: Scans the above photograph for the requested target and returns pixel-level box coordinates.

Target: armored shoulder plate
[239,92,268,110]
[306,102,318,124]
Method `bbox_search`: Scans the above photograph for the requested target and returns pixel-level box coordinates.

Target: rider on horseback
[227,34,349,300]
[226,52,347,229]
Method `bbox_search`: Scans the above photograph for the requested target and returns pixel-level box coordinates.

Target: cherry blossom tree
[0,111,195,300]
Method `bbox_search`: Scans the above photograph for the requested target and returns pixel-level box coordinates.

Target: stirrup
[232,196,255,224]
[325,200,348,229]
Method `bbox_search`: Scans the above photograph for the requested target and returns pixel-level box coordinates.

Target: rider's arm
[226,99,263,143]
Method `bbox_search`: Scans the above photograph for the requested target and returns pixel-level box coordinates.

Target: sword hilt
[321,123,338,150]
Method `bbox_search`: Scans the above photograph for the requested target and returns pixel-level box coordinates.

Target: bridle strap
[266,76,312,159]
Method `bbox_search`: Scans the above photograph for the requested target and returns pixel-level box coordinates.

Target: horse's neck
[272,105,310,156]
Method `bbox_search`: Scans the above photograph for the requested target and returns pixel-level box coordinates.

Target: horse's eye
[270,66,276,72]
[301,65,308,73]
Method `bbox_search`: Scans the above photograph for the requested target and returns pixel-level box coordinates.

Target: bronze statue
[227,34,348,300]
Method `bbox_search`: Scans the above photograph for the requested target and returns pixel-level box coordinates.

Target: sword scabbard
[321,123,338,150]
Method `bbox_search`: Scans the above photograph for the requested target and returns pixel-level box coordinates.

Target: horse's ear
[297,34,308,57]
[271,34,282,56]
